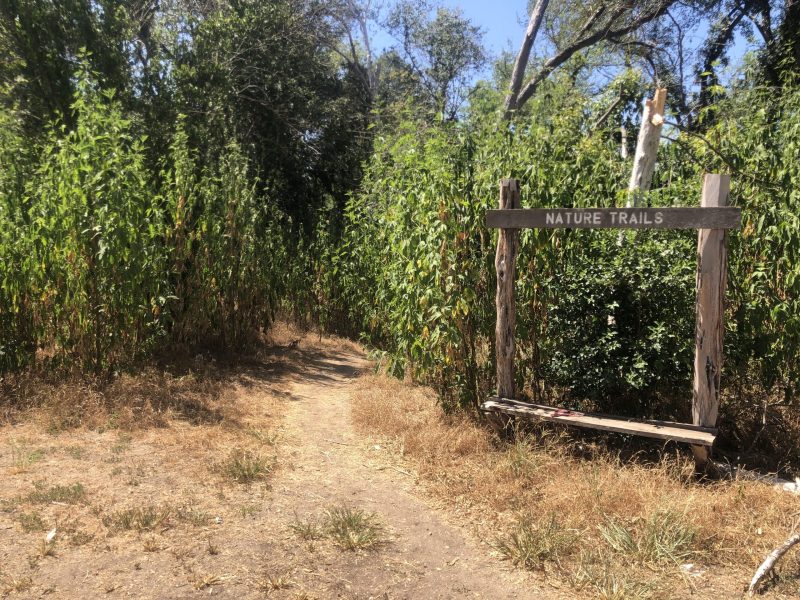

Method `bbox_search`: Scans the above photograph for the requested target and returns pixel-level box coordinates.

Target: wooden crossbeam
[486,207,741,230]
[481,397,717,446]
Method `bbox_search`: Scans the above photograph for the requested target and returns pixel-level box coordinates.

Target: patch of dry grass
[289,506,386,551]
[289,515,324,541]
[215,448,274,484]
[102,504,173,533]
[323,506,385,551]
[495,513,579,571]
[0,573,33,594]
[0,366,241,432]
[25,482,86,505]
[351,373,800,598]
[256,572,295,592]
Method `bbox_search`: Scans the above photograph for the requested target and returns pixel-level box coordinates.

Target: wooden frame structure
[481,174,740,469]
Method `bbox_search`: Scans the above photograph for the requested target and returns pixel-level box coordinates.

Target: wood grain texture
[495,179,520,401]
[691,174,730,468]
[486,207,741,230]
[482,397,717,446]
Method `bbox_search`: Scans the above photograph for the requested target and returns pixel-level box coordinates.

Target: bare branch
[514,0,675,110]
[749,530,800,596]
[591,93,623,130]
[502,0,550,119]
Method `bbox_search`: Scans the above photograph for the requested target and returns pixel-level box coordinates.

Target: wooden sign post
[495,179,520,401]
[491,179,520,436]
[691,174,730,471]
[486,174,739,472]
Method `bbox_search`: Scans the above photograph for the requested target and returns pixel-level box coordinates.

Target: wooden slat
[486,207,741,230]
[481,397,717,446]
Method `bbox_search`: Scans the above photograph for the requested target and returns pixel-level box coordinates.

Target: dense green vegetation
[2,0,800,460]
[309,85,800,426]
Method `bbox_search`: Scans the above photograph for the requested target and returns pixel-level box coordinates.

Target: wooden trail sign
[483,174,736,472]
[486,207,741,230]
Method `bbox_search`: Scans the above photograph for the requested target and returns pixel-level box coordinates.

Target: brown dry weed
[351,373,800,598]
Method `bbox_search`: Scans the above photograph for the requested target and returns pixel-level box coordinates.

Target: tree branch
[515,0,674,109]
[749,530,800,596]
[591,93,623,130]
[503,0,550,119]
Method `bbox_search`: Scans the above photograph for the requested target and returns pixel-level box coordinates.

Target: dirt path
[264,345,544,599]
[1,336,554,599]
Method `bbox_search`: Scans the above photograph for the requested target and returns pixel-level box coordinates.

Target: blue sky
[371,0,529,67]
[371,0,755,88]
[440,0,531,58]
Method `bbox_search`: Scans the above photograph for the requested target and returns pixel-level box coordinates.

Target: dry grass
[289,515,324,541]
[1,573,33,594]
[0,365,242,432]
[215,448,274,483]
[0,320,360,434]
[323,506,385,551]
[289,506,386,551]
[25,482,86,505]
[495,514,579,571]
[102,504,173,532]
[351,373,800,598]
[256,572,295,592]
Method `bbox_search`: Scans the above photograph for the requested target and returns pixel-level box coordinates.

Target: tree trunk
[627,88,667,206]
[503,0,550,119]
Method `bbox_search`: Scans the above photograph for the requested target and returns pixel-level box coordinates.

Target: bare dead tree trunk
[627,88,667,207]
[620,126,628,159]
[502,0,550,119]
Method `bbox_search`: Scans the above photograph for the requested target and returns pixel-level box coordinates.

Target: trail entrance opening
[481,174,740,469]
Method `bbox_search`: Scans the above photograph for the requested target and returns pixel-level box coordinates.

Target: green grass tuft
[598,509,696,565]
[26,482,86,505]
[102,504,172,532]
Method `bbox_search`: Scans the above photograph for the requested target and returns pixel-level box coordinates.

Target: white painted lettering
[546,212,555,225]
[655,211,663,225]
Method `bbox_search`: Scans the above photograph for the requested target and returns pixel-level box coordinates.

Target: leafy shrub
[0,67,291,376]
[24,70,165,372]
[304,82,800,459]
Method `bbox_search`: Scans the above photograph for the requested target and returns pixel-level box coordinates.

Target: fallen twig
[748,531,800,596]
[324,438,350,446]
[367,463,414,477]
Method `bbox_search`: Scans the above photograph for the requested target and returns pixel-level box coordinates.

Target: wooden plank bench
[481,397,717,447]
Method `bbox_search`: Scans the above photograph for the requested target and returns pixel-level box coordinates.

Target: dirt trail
[265,344,544,599]
[0,337,555,599]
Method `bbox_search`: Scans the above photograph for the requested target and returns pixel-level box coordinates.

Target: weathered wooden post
[495,179,520,404]
[691,173,731,472]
